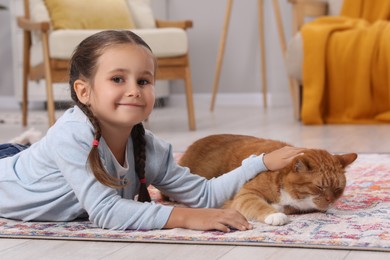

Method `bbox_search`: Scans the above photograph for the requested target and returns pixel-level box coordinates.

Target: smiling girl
[0,30,304,232]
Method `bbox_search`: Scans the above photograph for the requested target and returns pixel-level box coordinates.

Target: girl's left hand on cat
[263,146,305,171]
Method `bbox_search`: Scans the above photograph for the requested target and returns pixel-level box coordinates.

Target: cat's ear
[336,153,358,168]
[293,159,311,172]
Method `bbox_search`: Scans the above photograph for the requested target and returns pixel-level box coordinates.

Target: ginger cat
[178,134,357,226]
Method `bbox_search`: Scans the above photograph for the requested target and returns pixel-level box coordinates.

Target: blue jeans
[0,143,29,159]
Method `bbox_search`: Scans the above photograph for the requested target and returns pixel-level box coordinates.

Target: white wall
[161,0,294,106]
[0,0,294,107]
[0,0,13,96]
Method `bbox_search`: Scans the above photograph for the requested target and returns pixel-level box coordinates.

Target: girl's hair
[69,30,154,202]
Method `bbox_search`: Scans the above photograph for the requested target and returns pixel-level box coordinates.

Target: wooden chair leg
[258,0,267,108]
[184,66,196,131]
[289,78,301,120]
[22,30,31,127]
[210,0,233,111]
[41,31,56,126]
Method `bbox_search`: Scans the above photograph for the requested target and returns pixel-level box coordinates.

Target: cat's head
[282,149,357,211]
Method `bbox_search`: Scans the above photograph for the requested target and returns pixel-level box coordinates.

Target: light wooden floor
[0,100,389,259]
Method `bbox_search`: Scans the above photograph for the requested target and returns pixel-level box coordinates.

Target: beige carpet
[0,154,389,252]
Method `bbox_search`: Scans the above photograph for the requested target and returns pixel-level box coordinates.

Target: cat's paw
[264,213,289,226]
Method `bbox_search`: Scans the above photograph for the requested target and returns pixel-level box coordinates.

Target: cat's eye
[334,188,344,195]
[316,185,326,192]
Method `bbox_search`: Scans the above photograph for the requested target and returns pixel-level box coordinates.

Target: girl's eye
[112,76,124,84]
[138,79,150,86]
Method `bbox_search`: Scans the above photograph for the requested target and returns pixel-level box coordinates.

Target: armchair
[286,0,390,124]
[17,0,196,130]
[286,0,343,119]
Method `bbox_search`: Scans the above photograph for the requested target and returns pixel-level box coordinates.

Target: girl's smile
[116,102,145,107]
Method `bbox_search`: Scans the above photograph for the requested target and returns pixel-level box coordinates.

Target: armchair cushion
[30,28,188,66]
[44,0,135,30]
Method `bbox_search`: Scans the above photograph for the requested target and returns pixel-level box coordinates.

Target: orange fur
[179,134,358,225]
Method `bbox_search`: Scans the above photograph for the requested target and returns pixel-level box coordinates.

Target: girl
[0,30,304,232]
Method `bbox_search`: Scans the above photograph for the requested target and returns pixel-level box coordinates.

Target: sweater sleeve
[151,140,268,208]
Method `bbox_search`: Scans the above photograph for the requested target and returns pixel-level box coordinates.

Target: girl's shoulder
[45,106,94,147]
[56,106,92,126]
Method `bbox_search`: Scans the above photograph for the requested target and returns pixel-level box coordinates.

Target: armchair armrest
[155,19,193,30]
[17,16,50,32]
[288,0,328,34]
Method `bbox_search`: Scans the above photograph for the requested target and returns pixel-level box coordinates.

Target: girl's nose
[125,82,141,97]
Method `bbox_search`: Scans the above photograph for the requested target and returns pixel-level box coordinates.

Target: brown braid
[76,100,124,188]
[68,30,156,191]
[131,123,151,202]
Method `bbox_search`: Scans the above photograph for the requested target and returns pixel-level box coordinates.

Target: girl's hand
[263,146,305,171]
[164,207,252,232]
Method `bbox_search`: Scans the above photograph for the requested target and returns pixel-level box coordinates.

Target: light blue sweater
[0,106,267,230]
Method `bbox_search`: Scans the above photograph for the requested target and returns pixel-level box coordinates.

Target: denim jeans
[0,143,29,159]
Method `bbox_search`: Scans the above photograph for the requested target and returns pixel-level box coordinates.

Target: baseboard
[169,93,291,108]
[0,93,291,110]
[0,96,20,110]
[0,96,49,110]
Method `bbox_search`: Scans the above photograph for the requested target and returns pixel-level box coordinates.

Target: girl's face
[83,44,156,130]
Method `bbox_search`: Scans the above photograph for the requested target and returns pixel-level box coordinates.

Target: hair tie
[92,139,99,147]
[139,178,146,184]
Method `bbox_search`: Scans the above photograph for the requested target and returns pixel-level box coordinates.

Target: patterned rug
[0,154,389,251]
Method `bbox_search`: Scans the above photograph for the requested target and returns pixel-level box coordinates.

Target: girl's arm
[50,121,175,230]
[153,149,268,209]
[153,138,304,209]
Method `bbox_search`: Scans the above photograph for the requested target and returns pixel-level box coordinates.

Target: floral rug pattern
[0,154,389,251]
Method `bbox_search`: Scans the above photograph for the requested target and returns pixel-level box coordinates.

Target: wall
[163,0,294,106]
[0,0,294,107]
[0,0,13,96]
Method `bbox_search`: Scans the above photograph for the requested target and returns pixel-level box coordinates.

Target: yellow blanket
[301,0,390,124]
